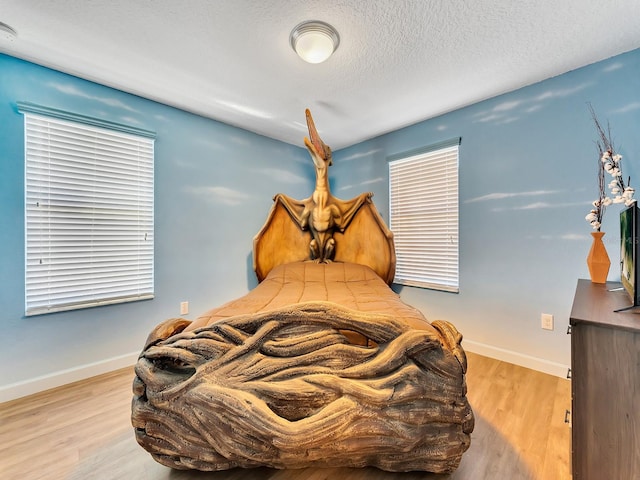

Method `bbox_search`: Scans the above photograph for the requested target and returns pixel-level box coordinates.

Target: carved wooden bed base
[131,110,474,473]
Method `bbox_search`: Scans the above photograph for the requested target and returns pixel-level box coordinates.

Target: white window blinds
[21,105,155,316]
[389,140,459,292]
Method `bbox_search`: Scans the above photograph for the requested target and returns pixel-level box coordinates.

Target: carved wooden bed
[131,110,474,474]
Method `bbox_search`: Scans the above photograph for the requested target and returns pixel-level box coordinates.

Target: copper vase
[586,231,610,284]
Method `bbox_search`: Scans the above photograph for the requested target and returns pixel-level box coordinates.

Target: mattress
[185,261,436,335]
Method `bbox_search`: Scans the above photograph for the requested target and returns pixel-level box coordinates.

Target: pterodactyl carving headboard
[253,110,396,284]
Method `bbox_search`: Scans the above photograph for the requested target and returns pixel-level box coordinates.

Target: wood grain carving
[132,303,473,473]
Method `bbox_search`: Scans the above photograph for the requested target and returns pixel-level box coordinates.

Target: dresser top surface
[570,279,640,332]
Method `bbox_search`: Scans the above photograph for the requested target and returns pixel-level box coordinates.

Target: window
[19,102,155,316]
[388,138,460,293]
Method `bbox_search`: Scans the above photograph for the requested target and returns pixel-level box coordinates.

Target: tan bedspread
[185,261,436,335]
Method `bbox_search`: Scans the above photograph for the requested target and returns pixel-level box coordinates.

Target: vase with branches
[584,104,635,283]
[585,103,635,231]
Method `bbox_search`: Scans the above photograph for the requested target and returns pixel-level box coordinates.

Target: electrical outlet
[541,313,554,331]
[180,301,189,316]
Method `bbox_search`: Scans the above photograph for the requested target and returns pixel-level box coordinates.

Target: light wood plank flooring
[0,352,571,480]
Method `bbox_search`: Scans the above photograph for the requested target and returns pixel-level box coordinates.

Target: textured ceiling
[1,0,640,150]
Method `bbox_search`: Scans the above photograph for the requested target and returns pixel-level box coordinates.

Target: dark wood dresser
[569,279,640,479]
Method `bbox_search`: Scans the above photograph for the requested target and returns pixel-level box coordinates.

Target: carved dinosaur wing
[253,194,312,282]
[273,193,311,230]
[334,193,373,232]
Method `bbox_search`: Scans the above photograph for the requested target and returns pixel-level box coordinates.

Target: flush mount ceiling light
[290,20,339,64]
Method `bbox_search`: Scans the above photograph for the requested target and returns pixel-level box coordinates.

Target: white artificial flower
[614,195,625,203]
[604,163,614,173]
[592,199,601,207]
[585,212,597,222]
[601,151,611,159]
[613,154,622,162]
[591,221,601,230]
[611,187,621,195]
[603,197,613,206]
[609,179,618,189]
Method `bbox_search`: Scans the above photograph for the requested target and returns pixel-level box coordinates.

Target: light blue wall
[333,49,640,369]
[2,49,639,393]
[0,54,311,388]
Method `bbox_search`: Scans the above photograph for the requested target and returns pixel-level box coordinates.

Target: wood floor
[0,352,571,480]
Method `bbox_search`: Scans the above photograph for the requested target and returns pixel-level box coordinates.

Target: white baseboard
[0,352,139,403]
[463,339,570,379]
